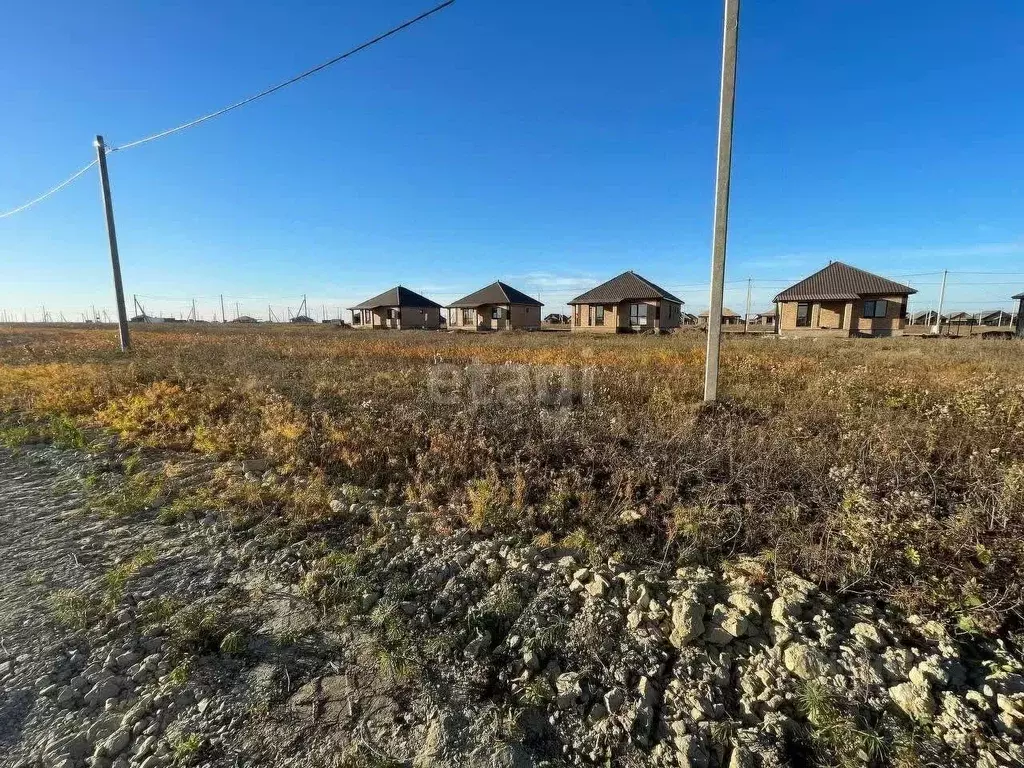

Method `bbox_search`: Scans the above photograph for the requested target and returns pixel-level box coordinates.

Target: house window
[655,304,661,321]
[594,305,605,326]
[629,303,647,325]
[863,300,887,319]
[462,308,474,325]
[796,303,811,327]
[491,306,500,320]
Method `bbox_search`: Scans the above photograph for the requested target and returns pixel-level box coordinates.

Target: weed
[219,629,247,656]
[3,326,1024,632]
[103,549,157,609]
[166,662,191,687]
[167,602,240,656]
[48,413,86,450]
[0,424,34,449]
[172,733,203,765]
[50,589,99,629]
[92,472,165,518]
[796,680,884,768]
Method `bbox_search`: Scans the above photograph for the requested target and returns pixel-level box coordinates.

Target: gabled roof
[978,309,1013,319]
[447,281,543,308]
[568,271,682,305]
[350,286,442,310]
[1014,292,1024,300]
[773,262,916,302]
[755,308,776,318]
[698,307,740,318]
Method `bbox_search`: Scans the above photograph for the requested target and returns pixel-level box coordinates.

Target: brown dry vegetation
[2,324,1023,636]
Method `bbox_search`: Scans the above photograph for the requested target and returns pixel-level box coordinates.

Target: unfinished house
[910,310,947,326]
[774,262,916,337]
[446,281,543,331]
[349,286,442,330]
[1015,293,1024,338]
[569,271,683,333]
[698,308,742,326]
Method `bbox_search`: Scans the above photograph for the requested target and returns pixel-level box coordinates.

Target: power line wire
[0,160,98,220]
[0,1,455,221]
[108,0,456,153]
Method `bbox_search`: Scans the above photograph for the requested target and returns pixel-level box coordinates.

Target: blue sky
[2,0,1023,322]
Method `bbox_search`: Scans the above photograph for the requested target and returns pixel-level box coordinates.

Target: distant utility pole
[220,295,226,323]
[744,277,752,334]
[94,136,131,351]
[235,302,240,320]
[932,269,948,335]
[703,0,741,402]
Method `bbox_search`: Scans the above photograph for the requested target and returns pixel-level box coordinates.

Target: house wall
[778,301,852,338]
[351,306,439,330]
[509,304,541,330]
[849,296,908,336]
[779,295,909,337]
[1017,298,1024,339]
[571,300,681,332]
[448,304,541,330]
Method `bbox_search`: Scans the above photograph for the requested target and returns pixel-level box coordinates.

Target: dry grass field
[2,324,1023,637]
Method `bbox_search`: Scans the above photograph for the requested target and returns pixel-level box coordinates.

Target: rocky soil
[1,446,1023,767]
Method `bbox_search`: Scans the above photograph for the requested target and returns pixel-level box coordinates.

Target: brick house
[568,271,683,333]
[349,286,442,330]
[446,281,543,331]
[1015,293,1024,338]
[773,262,916,337]
[698,308,742,326]
[750,309,776,327]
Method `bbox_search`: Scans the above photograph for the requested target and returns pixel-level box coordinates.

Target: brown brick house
[569,271,683,333]
[349,286,442,330]
[773,262,916,337]
[446,281,543,331]
[698,308,742,326]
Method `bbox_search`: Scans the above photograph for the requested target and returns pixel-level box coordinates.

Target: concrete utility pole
[220,295,226,323]
[744,277,752,334]
[94,136,131,351]
[932,270,948,335]
[703,0,741,402]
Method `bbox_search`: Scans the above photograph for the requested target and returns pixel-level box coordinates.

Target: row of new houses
[348,262,1024,337]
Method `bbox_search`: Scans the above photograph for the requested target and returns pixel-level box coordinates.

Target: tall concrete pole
[703,0,741,402]
[932,270,948,335]
[94,136,131,351]
[744,277,752,334]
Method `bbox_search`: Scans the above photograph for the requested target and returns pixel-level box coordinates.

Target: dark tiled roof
[447,281,543,308]
[569,271,682,305]
[350,286,442,310]
[773,262,917,302]
[1014,292,1024,300]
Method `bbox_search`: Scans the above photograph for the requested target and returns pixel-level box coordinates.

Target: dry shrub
[2,324,1023,632]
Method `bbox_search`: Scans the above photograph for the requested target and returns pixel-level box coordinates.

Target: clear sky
[2,0,1023,322]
